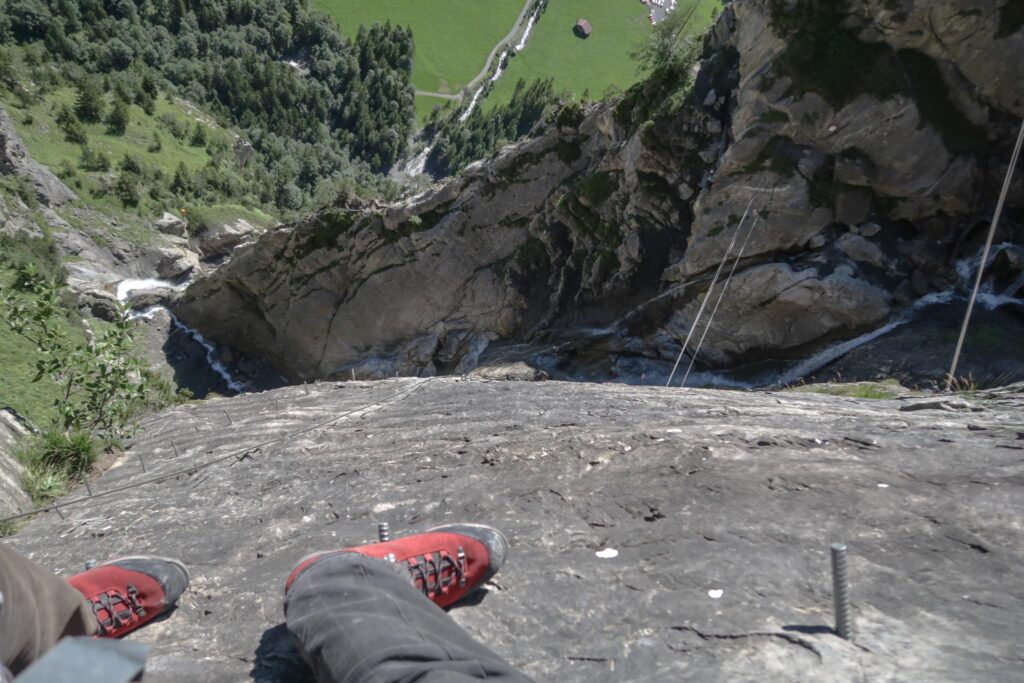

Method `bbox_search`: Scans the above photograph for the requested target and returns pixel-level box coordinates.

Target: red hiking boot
[66,556,190,638]
[285,523,509,609]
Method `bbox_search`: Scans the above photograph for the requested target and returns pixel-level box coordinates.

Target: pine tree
[189,122,207,147]
[74,77,105,123]
[114,171,140,207]
[56,105,87,144]
[105,99,130,135]
[170,161,192,196]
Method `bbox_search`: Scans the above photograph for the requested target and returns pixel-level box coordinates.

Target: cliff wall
[175,0,1024,383]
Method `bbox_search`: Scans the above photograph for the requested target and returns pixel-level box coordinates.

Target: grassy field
[484,0,720,110]
[313,0,525,123]
[415,93,455,125]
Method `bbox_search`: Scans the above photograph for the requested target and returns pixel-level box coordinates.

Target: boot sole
[100,555,191,585]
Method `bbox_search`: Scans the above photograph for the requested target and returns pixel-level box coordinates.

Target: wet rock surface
[8,378,1024,681]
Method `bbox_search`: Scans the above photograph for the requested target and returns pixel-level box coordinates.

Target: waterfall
[117,278,246,393]
[459,4,543,122]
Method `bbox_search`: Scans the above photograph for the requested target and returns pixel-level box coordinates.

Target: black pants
[284,553,535,683]
[0,543,534,683]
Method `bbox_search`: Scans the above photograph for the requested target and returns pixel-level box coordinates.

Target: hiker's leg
[0,542,97,675]
[284,553,535,683]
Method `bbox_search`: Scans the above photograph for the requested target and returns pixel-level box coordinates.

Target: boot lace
[404,547,467,598]
[90,583,146,635]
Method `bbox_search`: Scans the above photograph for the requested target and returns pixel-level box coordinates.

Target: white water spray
[490,51,508,83]
[515,10,538,51]
[772,291,956,388]
[459,4,543,122]
[117,278,245,393]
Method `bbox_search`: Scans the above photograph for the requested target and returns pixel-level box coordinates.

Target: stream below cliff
[117,278,248,396]
[127,247,1023,394]
[485,246,1024,389]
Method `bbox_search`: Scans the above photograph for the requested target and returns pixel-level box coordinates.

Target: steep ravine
[175,0,1024,387]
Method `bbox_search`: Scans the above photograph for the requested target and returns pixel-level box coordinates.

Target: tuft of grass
[17,430,100,505]
[576,171,617,206]
[20,464,69,506]
[946,371,1023,394]
[786,379,907,400]
[27,430,98,479]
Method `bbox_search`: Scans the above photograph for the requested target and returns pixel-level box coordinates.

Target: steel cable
[0,379,432,526]
[946,116,1024,389]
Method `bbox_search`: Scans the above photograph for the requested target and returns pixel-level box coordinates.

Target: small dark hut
[573,19,592,39]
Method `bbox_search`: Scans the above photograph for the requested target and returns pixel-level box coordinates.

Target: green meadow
[485,0,721,110]
[313,0,525,123]
[484,0,651,109]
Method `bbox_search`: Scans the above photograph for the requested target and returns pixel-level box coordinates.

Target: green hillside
[0,87,236,223]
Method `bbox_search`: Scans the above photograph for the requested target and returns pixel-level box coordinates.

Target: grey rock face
[671,264,892,363]
[0,409,32,520]
[175,0,1024,385]
[0,109,77,207]
[6,378,1024,681]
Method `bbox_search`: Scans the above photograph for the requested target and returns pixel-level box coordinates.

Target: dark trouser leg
[284,553,535,683]
[0,542,98,675]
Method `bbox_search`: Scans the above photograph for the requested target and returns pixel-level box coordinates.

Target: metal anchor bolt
[85,559,97,570]
[378,522,390,543]
[831,543,854,640]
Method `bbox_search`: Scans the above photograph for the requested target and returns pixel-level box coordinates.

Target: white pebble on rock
[595,548,619,559]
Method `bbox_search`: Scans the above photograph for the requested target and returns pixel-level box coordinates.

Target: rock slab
[7,379,1024,682]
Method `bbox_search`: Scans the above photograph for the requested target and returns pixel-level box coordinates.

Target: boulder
[155,248,200,280]
[836,233,893,270]
[155,212,188,237]
[670,263,892,362]
[196,219,257,259]
[78,289,121,322]
[835,188,873,226]
[470,361,549,381]
[125,288,179,310]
